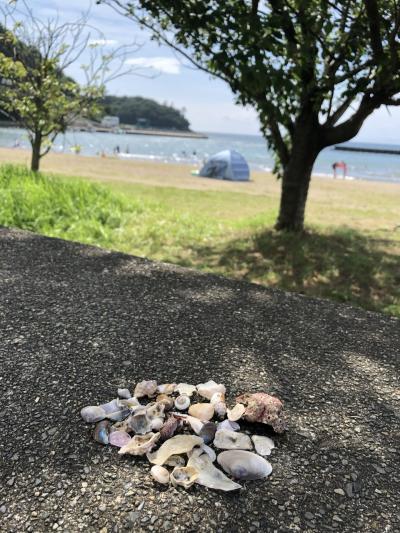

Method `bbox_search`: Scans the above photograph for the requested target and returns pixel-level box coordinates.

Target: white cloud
[125,56,181,74]
[88,39,118,46]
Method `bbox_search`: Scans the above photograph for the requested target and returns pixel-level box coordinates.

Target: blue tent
[199,150,250,181]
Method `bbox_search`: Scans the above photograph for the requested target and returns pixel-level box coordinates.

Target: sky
[8,0,400,143]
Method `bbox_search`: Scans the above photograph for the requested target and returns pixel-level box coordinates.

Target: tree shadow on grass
[181,227,400,317]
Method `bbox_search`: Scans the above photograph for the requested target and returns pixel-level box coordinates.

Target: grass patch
[0,163,399,318]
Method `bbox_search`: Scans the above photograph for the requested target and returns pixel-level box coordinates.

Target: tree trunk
[274,111,320,232]
[31,133,42,172]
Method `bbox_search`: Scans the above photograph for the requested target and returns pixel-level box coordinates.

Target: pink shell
[109,430,132,448]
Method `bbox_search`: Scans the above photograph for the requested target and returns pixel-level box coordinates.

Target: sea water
[1,127,399,184]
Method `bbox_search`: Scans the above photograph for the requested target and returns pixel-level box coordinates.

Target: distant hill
[101,96,190,131]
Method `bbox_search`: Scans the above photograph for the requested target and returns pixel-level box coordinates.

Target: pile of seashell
[81,379,286,492]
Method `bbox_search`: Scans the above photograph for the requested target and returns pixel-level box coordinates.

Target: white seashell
[187,451,241,491]
[146,402,165,420]
[213,429,252,450]
[251,435,275,456]
[157,383,176,395]
[169,413,204,435]
[170,466,199,489]
[188,443,216,463]
[127,411,152,435]
[165,455,186,467]
[80,406,106,423]
[117,388,131,399]
[117,397,141,409]
[150,465,170,485]
[227,403,245,422]
[174,394,191,411]
[210,392,225,404]
[134,380,158,398]
[196,380,226,400]
[213,401,227,419]
[150,417,164,431]
[147,435,203,465]
[188,403,214,421]
[175,383,197,397]
[217,419,240,432]
[217,450,272,480]
[118,432,160,456]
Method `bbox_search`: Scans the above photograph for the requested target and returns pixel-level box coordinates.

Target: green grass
[0,164,399,318]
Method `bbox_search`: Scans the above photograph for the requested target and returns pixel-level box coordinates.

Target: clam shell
[134,380,157,398]
[188,403,214,421]
[119,432,160,456]
[109,430,131,448]
[189,444,217,463]
[175,383,197,397]
[199,422,217,444]
[217,450,272,480]
[213,429,252,450]
[213,401,227,419]
[146,435,203,466]
[251,435,275,456]
[174,394,191,410]
[93,420,110,445]
[210,392,225,404]
[150,465,170,485]
[170,466,199,489]
[197,380,226,400]
[187,451,241,491]
[81,405,106,423]
[227,403,245,422]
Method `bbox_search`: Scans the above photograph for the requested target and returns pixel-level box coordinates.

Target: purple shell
[109,431,132,448]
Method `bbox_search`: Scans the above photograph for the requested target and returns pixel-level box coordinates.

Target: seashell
[156,394,174,411]
[175,383,197,397]
[196,380,226,400]
[109,430,131,448]
[217,450,272,480]
[117,388,131,399]
[100,399,120,414]
[146,402,165,421]
[236,392,286,433]
[81,405,106,423]
[93,420,110,445]
[106,409,130,422]
[169,412,204,434]
[217,419,240,432]
[188,403,214,421]
[189,444,217,463]
[165,455,186,467]
[213,401,227,419]
[174,394,190,411]
[111,418,131,434]
[213,429,252,450]
[199,422,217,444]
[227,403,245,422]
[157,383,176,395]
[160,416,180,441]
[134,380,158,398]
[150,465,170,485]
[210,392,225,404]
[150,417,164,431]
[146,435,203,465]
[119,432,160,456]
[127,412,152,435]
[170,466,199,489]
[187,451,241,491]
[117,397,141,409]
[251,435,275,456]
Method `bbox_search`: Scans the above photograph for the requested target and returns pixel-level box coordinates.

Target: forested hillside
[102,95,190,131]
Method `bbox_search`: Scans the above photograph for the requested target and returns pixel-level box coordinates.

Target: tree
[102,1,400,231]
[0,2,139,171]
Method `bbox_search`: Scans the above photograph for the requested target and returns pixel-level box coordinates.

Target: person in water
[332,161,347,179]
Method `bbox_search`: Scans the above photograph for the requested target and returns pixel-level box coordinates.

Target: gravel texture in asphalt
[0,227,399,533]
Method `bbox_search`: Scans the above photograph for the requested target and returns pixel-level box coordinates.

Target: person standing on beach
[332,161,347,179]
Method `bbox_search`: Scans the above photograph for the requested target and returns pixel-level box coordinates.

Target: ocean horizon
[0,126,399,184]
